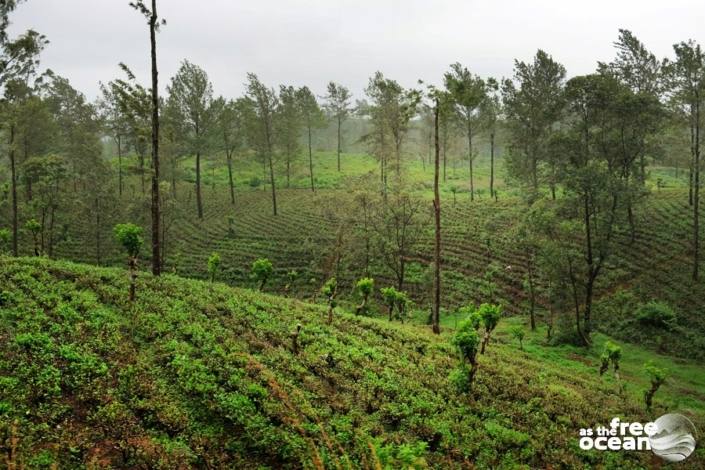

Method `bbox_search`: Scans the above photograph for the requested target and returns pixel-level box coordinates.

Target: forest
[1,0,704,468]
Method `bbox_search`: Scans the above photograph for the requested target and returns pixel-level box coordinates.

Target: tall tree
[664,40,705,280]
[502,50,566,197]
[601,29,662,183]
[324,82,351,171]
[99,83,130,197]
[0,3,47,256]
[216,98,244,204]
[297,86,325,192]
[246,73,279,215]
[444,63,487,201]
[364,72,420,195]
[555,73,635,344]
[106,65,151,195]
[275,85,301,188]
[480,78,501,199]
[130,0,165,275]
[167,60,214,219]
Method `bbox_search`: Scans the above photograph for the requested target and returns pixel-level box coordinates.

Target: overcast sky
[9,0,704,101]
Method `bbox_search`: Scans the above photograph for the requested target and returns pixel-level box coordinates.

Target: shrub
[380,287,399,321]
[207,252,221,282]
[394,291,410,323]
[457,304,481,329]
[248,176,262,188]
[0,228,10,253]
[284,270,298,295]
[113,223,143,301]
[599,341,622,377]
[644,361,667,411]
[251,258,273,291]
[636,301,677,330]
[510,325,525,350]
[450,318,481,391]
[114,223,143,258]
[24,219,42,256]
[355,277,374,315]
[321,277,338,324]
[478,303,502,354]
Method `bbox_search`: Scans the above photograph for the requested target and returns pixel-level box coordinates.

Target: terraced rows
[45,185,703,333]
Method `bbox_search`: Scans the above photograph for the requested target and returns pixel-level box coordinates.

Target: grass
[1,256,703,468]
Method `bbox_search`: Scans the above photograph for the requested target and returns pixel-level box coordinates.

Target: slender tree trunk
[286,156,290,188]
[442,130,447,183]
[694,101,701,280]
[149,0,162,275]
[23,139,32,202]
[337,115,341,172]
[468,123,474,201]
[117,135,123,197]
[171,154,177,198]
[9,125,18,256]
[227,152,235,204]
[48,203,55,258]
[432,99,442,335]
[582,194,594,343]
[95,197,101,265]
[308,125,315,192]
[268,150,278,216]
[527,252,536,331]
[196,152,203,219]
[490,131,495,199]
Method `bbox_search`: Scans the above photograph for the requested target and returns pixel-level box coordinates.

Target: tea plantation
[1,256,703,468]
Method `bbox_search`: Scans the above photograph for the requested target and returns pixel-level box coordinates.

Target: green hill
[1,256,703,468]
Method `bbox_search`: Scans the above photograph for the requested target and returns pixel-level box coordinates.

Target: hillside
[33,156,705,360]
[1,257,703,468]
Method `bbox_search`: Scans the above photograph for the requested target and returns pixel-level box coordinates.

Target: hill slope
[1,257,703,469]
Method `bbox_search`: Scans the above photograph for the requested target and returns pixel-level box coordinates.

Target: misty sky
[9,0,704,101]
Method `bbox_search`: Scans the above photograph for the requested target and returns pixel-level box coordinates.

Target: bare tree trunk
[432,98,442,335]
[694,101,701,280]
[308,125,315,192]
[196,152,203,219]
[268,151,278,216]
[117,135,123,197]
[149,0,162,276]
[490,131,495,199]
[467,122,474,201]
[9,124,18,256]
[227,152,235,204]
[48,203,55,258]
[337,115,341,172]
[95,197,101,265]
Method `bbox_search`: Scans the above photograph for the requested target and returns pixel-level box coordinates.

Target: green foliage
[380,286,399,306]
[599,341,622,376]
[636,301,677,330]
[24,219,41,235]
[356,277,374,297]
[113,223,143,258]
[321,277,337,303]
[644,361,668,410]
[457,304,481,329]
[510,325,525,350]
[478,303,502,333]
[645,361,667,384]
[0,257,702,469]
[251,257,273,290]
[207,252,221,282]
[452,319,480,363]
[0,228,10,252]
[373,438,428,469]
